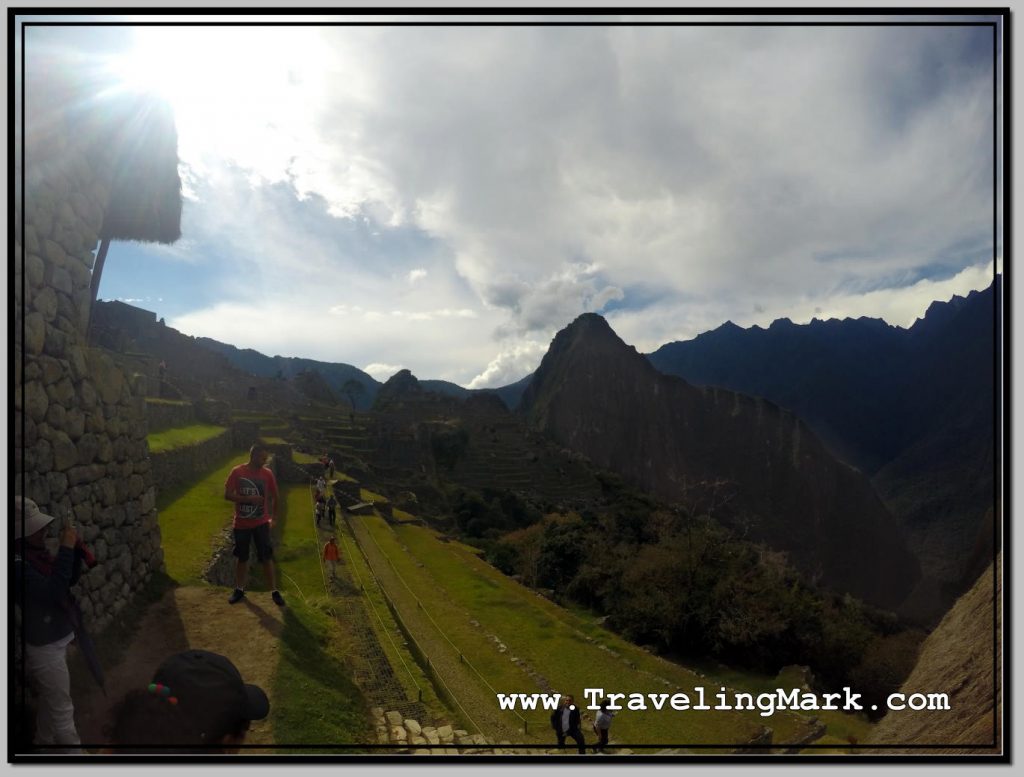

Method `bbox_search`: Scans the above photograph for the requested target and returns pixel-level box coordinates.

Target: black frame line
[8,6,1009,764]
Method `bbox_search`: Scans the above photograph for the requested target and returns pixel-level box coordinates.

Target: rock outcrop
[865,556,1001,753]
[522,313,920,611]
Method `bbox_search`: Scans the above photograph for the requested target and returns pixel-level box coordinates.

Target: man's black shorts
[234,523,274,562]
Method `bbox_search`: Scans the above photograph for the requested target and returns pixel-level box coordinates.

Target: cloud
[87,22,997,387]
[467,340,549,389]
[363,363,404,382]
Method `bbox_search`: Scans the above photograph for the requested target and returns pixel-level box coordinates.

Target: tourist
[592,698,615,753]
[105,649,269,753]
[322,537,340,579]
[223,444,284,607]
[315,475,326,499]
[328,458,335,479]
[550,693,586,754]
[326,494,338,528]
[14,497,95,751]
[314,497,325,528]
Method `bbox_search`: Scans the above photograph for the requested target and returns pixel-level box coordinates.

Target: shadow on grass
[271,604,370,752]
[241,597,285,638]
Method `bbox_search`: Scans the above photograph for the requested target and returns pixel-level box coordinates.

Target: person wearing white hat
[14,496,83,751]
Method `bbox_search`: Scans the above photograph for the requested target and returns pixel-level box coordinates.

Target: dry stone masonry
[15,71,169,633]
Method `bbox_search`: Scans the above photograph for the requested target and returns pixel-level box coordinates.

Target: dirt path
[75,585,284,747]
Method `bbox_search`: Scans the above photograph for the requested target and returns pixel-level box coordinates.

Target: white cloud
[363,363,404,382]
[467,340,549,389]
[92,22,997,386]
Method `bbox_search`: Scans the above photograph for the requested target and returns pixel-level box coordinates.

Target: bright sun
[105,26,326,166]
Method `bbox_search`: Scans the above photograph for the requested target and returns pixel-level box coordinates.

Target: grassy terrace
[147,423,228,454]
[156,449,245,583]
[155,461,370,750]
[354,515,822,749]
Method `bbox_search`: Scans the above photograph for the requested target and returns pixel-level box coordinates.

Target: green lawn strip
[145,397,191,406]
[260,436,290,446]
[360,488,388,503]
[271,597,371,752]
[147,424,228,454]
[293,451,323,465]
[335,527,450,722]
[267,484,371,750]
[393,523,815,748]
[352,517,527,740]
[361,516,760,747]
[392,508,417,522]
[156,449,248,584]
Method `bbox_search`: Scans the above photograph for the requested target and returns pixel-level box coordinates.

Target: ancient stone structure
[14,56,182,632]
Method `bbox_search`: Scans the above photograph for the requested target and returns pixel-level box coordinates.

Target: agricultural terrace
[348,514,825,749]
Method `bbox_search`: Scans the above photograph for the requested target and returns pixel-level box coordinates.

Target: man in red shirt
[224,444,284,607]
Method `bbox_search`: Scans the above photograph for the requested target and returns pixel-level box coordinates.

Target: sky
[22,14,1002,388]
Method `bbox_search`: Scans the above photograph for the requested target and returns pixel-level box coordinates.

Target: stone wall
[149,429,235,498]
[14,92,163,632]
[145,399,196,434]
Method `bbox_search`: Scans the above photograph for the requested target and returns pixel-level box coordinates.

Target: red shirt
[323,542,339,562]
[225,463,279,529]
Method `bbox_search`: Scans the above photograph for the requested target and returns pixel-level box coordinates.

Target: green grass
[271,597,371,751]
[392,508,417,522]
[260,436,290,446]
[293,451,323,465]
[147,424,228,453]
[145,397,191,406]
[156,449,248,583]
[336,528,450,723]
[357,517,819,748]
[359,488,387,503]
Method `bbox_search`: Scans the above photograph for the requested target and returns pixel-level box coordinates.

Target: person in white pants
[15,497,83,751]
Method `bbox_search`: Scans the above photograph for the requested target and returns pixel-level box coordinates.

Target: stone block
[66,345,87,381]
[25,312,45,355]
[52,431,78,471]
[24,381,48,422]
[43,238,66,266]
[436,725,453,742]
[65,409,85,440]
[80,381,98,409]
[93,538,107,563]
[48,377,75,406]
[404,719,421,736]
[73,501,93,525]
[385,711,403,726]
[32,286,58,321]
[43,326,68,359]
[67,464,103,486]
[390,726,407,742]
[45,471,68,501]
[45,402,67,432]
[25,253,45,288]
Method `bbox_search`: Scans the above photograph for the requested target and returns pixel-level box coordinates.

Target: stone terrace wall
[149,429,235,498]
[145,399,196,434]
[14,83,162,632]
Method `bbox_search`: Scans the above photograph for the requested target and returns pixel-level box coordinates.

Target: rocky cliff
[865,555,1000,753]
[521,313,920,611]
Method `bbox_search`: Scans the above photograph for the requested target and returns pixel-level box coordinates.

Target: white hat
[14,496,58,540]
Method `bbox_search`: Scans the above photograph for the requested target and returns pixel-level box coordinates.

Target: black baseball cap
[151,650,269,739]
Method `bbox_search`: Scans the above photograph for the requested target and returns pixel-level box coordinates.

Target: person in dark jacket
[14,497,92,750]
[104,649,270,753]
[550,693,586,754]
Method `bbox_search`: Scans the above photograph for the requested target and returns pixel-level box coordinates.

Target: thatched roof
[98,94,182,244]
[24,50,182,245]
